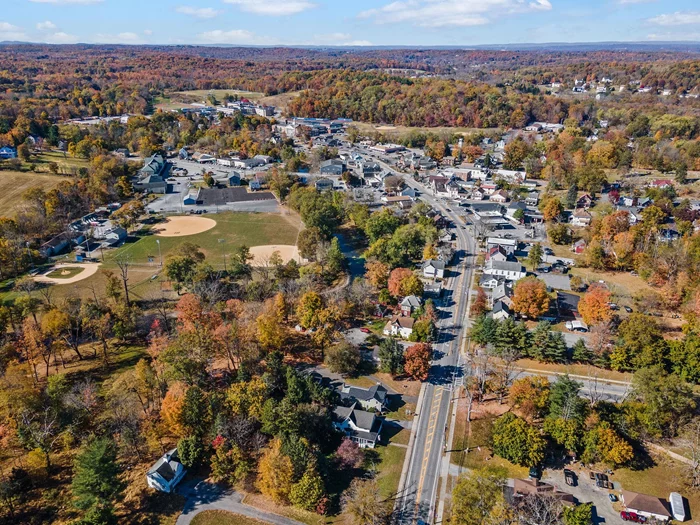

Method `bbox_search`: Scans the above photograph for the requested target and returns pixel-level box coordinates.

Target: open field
[374,445,407,499]
[352,122,501,137]
[114,212,301,267]
[258,90,302,112]
[0,170,70,215]
[190,511,269,525]
[156,89,264,110]
[569,267,651,300]
[514,358,634,383]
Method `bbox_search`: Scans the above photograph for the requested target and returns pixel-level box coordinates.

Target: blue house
[0,146,17,159]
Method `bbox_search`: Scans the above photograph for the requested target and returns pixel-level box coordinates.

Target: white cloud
[198,29,257,44]
[618,0,657,4]
[36,21,57,30]
[0,22,27,41]
[647,11,700,26]
[46,31,79,43]
[143,29,153,35]
[223,0,315,16]
[175,6,222,19]
[30,0,103,4]
[93,32,142,44]
[359,0,552,28]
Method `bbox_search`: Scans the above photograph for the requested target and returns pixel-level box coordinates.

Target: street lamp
[156,239,162,267]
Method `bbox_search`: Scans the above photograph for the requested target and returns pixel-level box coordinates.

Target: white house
[422,259,445,279]
[383,316,415,339]
[491,300,511,321]
[487,237,517,255]
[146,449,186,493]
[483,260,526,281]
[570,209,592,227]
[621,491,672,522]
[332,403,383,448]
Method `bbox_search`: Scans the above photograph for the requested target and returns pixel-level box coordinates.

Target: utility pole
[218,239,227,272]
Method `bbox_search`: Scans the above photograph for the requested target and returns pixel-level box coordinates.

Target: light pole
[156,239,162,267]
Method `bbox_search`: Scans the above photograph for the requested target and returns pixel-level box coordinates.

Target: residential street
[392,170,477,524]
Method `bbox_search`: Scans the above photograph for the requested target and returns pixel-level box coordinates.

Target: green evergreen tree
[289,468,326,512]
[572,339,593,363]
[565,184,578,209]
[71,438,123,512]
[177,435,204,469]
[378,338,404,376]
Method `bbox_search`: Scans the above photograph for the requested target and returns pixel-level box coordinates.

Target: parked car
[528,466,541,480]
[624,306,633,313]
[360,328,371,334]
[609,494,618,502]
[620,511,646,523]
[563,469,577,487]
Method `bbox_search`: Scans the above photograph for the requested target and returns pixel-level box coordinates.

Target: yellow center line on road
[414,387,447,511]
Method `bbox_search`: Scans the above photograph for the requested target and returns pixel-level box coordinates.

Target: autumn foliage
[512,277,550,319]
[404,343,432,381]
[578,284,613,326]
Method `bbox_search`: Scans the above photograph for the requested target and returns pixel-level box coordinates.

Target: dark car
[563,469,577,487]
[528,466,541,479]
[624,306,633,313]
[609,494,618,502]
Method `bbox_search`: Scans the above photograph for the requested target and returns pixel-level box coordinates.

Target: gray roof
[422,259,445,270]
[340,384,388,405]
[489,260,524,272]
[401,295,422,308]
[493,300,510,315]
[147,448,181,481]
[333,403,378,432]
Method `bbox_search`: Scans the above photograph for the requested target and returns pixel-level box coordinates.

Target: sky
[2,0,700,47]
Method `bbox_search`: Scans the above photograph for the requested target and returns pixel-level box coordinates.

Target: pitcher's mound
[156,216,216,237]
[249,245,301,266]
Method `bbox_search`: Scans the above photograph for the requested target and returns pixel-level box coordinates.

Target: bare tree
[115,255,131,307]
[679,419,700,489]
[516,493,564,525]
[20,407,62,473]
[489,347,521,405]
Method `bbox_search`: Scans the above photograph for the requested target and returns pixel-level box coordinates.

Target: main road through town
[374,159,476,525]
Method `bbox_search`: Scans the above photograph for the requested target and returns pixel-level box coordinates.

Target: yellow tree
[365,260,390,290]
[256,439,294,504]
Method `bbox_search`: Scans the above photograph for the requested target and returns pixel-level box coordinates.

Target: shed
[669,492,685,522]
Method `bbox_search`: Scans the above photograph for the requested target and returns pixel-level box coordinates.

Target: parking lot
[542,468,625,524]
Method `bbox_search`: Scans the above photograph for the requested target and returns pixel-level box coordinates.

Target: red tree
[387,268,413,297]
[404,343,432,381]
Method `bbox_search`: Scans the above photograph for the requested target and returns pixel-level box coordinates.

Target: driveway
[540,469,624,525]
[176,481,305,525]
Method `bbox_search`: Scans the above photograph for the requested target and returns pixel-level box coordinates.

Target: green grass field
[374,445,407,499]
[156,89,265,110]
[45,266,85,279]
[111,212,301,268]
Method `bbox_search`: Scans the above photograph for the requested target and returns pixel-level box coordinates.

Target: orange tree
[512,277,550,319]
[578,284,612,326]
[404,343,432,381]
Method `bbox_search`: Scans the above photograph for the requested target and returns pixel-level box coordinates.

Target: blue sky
[3,0,700,46]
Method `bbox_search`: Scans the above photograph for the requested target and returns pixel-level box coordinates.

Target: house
[490,190,509,203]
[481,183,498,196]
[485,245,509,263]
[234,158,265,169]
[621,491,672,522]
[650,179,674,190]
[401,187,418,198]
[491,300,511,321]
[570,209,592,227]
[214,173,241,187]
[506,201,527,222]
[617,206,642,225]
[400,295,422,316]
[359,162,382,179]
[192,152,216,164]
[557,291,581,319]
[178,147,189,159]
[254,154,274,164]
[479,275,501,289]
[332,403,383,448]
[146,449,186,493]
[314,178,335,192]
[339,384,388,412]
[40,232,74,257]
[572,238,587,254]
[383,316,415,339]
[513,479,575,506]
[0,146,17,159]
[470,188,486,201]
[487,237,517,255]
[114,148,130,158]
[424,282,442,298]
[576,194,593,209]
[483,260,526,281]
[249,176,263,191]
[133,174,167,194]
[139,154,167,179]
[320,159,346,176]
[422,259,445,279]
[493,281,514,307]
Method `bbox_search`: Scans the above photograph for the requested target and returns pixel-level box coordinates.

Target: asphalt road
[392,171,476,525]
